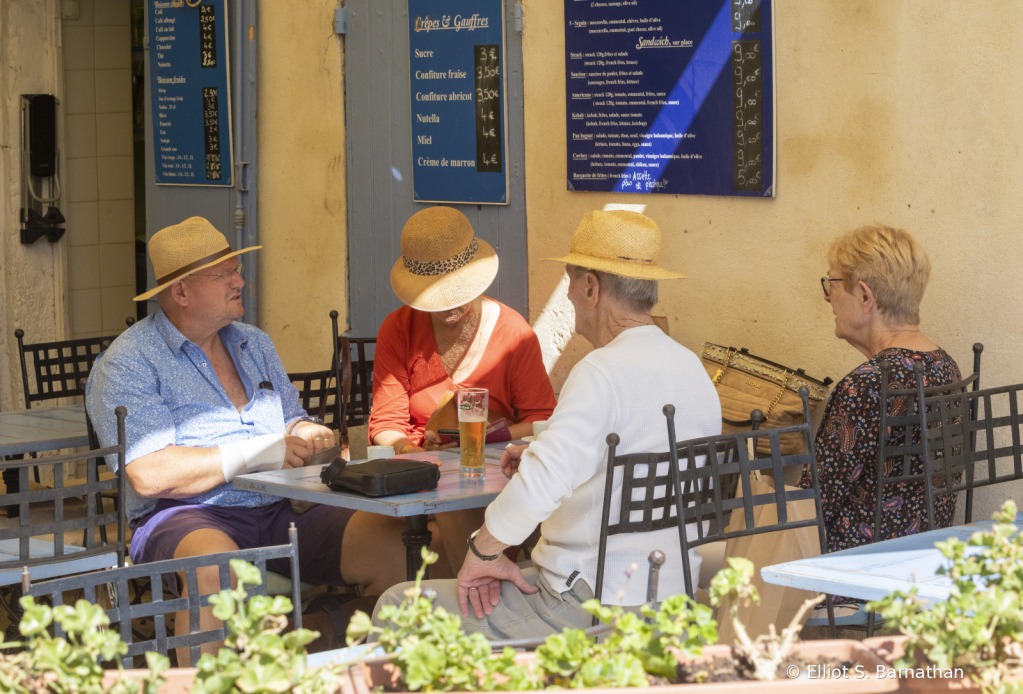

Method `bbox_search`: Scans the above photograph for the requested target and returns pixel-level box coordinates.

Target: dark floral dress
[799,348,962,555]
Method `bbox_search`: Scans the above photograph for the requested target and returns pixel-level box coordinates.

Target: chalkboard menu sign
[732,40,763,191]
[408,0,509,204]
[564,0,774,197]
[148,0,233,187]
[474,44,502,173]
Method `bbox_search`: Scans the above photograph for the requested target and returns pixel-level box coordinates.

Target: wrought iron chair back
[875,344,982,535]
[29,525,302,668]
[0,407,127,580]
[330,313,375,427]
[662,388,825,593]
[14,319,134,408]
[594,387,834,635]
[594,438,736,606]
[911,374,1023,524]
[288,369,343,431]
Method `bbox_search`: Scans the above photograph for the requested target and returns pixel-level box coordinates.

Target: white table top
[0,538,117,586]
[233,449,511,517]
[761,513,1023,604]
[0,406,89,457]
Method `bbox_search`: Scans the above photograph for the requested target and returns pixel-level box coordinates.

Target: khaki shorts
[370,566,594,641]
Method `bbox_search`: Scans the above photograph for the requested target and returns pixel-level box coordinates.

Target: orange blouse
[369,299,556,447]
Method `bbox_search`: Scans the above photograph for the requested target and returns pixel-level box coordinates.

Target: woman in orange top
[369,206,556,568]
[370,206,556,453]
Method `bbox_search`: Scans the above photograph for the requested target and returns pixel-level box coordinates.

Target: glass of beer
[457,387,488,477]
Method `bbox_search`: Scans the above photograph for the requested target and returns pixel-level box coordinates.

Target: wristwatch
[467,529,501,561]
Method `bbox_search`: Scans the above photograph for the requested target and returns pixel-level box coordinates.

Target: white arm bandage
[220,434,287,482]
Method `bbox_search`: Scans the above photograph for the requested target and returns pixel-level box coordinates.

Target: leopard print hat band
[403,237,478,277]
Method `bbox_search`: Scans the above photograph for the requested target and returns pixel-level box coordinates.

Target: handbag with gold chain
[701,343,832,455]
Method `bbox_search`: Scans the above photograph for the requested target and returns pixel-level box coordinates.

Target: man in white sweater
[370,210,721,638]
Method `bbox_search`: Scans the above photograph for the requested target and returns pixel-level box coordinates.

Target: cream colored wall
[256,0,347,372]
[0,0,65,411]
[62,0,138,340]
[521,0,1023,522]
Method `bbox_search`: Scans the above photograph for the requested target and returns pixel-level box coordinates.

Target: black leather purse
[320,458,441,497]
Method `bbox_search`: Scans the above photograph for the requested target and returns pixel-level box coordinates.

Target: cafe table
[0,405,91,517]
[233,446,518,580]
[760,512,1023,606]
[0,405,89,457]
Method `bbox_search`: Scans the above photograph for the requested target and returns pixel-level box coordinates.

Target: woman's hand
[423,431,459,451]
[499,444,528,479]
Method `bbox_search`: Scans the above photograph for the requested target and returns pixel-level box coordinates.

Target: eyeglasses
[192,262,243,283]
[820,276,843,298]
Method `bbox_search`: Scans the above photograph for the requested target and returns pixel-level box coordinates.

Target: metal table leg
[401,514,433,581]
[2,466,19,518]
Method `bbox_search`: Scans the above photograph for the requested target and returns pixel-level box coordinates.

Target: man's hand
[283,435,312,468]
[457,526,537,618]
[289,421,336,455]
[423,430,459,451]
[499,444,528,479]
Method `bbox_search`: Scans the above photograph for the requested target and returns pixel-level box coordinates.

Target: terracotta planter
[356,640,897,693]
[93,640,896,693]
[864,635,1022,693]
[100,666,197,694]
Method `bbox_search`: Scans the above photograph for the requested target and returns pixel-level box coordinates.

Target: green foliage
[347,547,531,691]
[191,558,341,694]
[707,557,759,609]
[535,595,716,688]
[0,595,165,694]
[1,557,354,694]
[868,500,1023,694]
[350,549,717,690]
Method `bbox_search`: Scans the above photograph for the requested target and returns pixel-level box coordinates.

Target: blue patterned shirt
[86,309,306,526]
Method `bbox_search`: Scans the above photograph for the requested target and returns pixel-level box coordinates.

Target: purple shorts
[130,499,355,592]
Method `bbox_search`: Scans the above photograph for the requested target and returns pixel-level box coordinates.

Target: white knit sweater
[485,325,722,605]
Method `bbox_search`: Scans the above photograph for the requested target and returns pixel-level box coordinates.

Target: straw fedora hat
[134,217,260,301]
[545,210,685,280]
[390,207,498,312]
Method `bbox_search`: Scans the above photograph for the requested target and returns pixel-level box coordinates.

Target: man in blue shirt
[87,217,417,657]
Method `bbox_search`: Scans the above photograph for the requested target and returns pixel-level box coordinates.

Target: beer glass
[457,387,488,477]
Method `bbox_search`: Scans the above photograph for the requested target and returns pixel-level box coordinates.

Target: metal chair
[28,524,302,668]
[651,387,835,636]
[14,319,135,409]
[875,343,982,535]
[890,363,1023,523]
[8,320,133,490]
[330,311,375,427]
[288,368,344,432]
[0,407,128,628]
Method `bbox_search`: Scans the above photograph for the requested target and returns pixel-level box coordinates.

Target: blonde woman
[801,224,961,554]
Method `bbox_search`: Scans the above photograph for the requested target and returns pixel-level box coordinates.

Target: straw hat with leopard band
[390,207,499,312]
[545,210,685,280]
[134,217,260,301]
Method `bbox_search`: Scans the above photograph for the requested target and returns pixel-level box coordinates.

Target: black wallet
[320,458,441,497]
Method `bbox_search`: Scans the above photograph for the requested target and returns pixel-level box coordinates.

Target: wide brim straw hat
[390,207,498,312]
[545,210,685,280]
[134,217,260,301]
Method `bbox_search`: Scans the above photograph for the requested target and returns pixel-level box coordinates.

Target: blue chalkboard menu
[148,0,233,187]
[408,0,509,204]
[564,0,774,197]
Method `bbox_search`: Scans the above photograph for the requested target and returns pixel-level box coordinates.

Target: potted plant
[865,500,1023,694]
[343,550,896,692]
[2,558,353,694]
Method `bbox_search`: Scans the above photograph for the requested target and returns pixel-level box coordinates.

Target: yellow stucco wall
[522,0,1023,521]
[256,0,347,372]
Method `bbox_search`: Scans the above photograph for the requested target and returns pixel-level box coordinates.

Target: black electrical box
[28,94,57,177]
